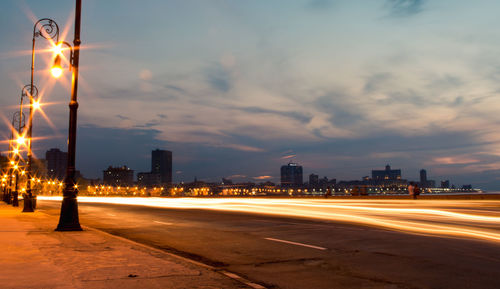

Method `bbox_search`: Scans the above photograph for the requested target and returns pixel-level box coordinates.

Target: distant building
[137,172,161,187]
[420,169,427,184]
[309,174,319,186]
[281,163,303,188]
[419,169,436,188]
[32,158,47,178]
[372,165,401,181]
[103,165,134,186]
[441,180,450,189]
[151,149,172,184]
[46,148,67,180]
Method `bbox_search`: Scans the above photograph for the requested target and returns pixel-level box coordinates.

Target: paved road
[38,198,500,289]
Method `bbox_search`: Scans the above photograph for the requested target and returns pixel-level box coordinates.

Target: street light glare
[51,66,63,78]
[33,100,40,110]
[16,136,25,145]
[53,43,63,55]
[51,54,63,78]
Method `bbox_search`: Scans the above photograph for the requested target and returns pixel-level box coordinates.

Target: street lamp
[12,86,31,207]
[23,18,60,213]
[55,0,82,231]
[3,127,14,204]
[10,111,25,207]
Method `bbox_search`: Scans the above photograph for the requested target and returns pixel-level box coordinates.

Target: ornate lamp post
[55,0,82,231]
[4,123,14,204]
[15,85,34,207]
[10,111,25,206]
[23,18,59,213]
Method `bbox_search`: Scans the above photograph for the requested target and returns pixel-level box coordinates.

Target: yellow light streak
[36,197,500,243]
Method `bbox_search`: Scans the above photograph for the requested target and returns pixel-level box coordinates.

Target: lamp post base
[56,195,82,231]
[22,195,34,212]
[12,191,19,207]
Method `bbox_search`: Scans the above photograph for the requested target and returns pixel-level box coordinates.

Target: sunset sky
[2,0,500,189]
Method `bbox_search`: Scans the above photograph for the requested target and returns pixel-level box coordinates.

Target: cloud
[364,73,392,94]
[253,175,273,180]
[205,63,232,93]
[232,106,312,124]
[432,156,480,165]
[281,154,297,160]
[139,69,153,80]
[227,174,247,179]
[386,0,425,17]
[211,143,265,152]
[115,114,130,120]
[165,84,187,94]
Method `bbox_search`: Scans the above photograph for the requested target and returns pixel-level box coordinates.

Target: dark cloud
[26,122,500,189]
[425,75,463,94]
[386,0,425,17]
[364,72,392,94]
[233,106,312,124]
[314,92,365,128]
[164,84,187,94]
[451,96,464,107]
[135,120,160,128]
[135,114,168,128]
[205,64,232,93]
[115,114,130,120]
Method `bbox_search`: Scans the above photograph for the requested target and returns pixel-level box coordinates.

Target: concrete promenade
[0,203,253,289]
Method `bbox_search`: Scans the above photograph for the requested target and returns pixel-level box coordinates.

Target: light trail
[38,197,500,243]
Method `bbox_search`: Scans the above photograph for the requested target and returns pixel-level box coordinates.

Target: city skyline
[26,146,460,189]
[2,1,500,189]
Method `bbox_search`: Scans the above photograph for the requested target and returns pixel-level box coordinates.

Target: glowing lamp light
[16,136,26,145]
[53,43,63,55]
[33,100,41,110]
[51,54,63,78]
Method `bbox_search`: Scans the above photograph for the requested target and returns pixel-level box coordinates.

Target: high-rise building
[46,148,67,180]
[420,169,427,184]
[151,149,172,184]
[281,163,303,188]
[103,165,134,186]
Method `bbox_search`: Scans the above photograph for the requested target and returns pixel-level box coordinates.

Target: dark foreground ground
[39,199,500,289]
